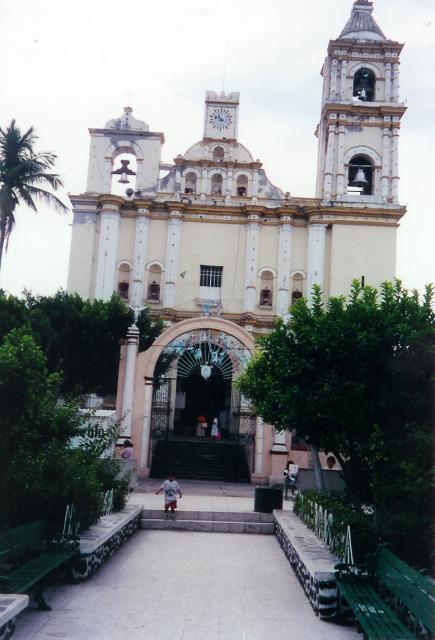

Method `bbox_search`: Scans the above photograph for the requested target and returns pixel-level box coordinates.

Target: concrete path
[130,478,293,513]
[14,530,359,640]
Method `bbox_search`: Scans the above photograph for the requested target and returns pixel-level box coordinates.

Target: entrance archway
[138,319,256,479]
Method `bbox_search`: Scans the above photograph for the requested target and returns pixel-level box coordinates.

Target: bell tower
[315,0,406,206]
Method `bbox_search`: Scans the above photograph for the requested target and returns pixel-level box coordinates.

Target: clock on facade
[209,107,233,131]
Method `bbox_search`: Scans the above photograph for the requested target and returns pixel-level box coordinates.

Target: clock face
[209,107,233,131]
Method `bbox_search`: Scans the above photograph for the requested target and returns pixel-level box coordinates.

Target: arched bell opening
[184,171,197,194]
[210,173,223,195]
[347,155,374,196]
[110,152,137,197]
[353,67,376,102]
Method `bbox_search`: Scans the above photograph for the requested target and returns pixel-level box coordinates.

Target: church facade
[67,1,406,482]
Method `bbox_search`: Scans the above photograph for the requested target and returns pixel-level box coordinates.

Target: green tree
[0,290,163,395]
[238,281,434,563]
[0,329,129,531]
[0,120,68,268]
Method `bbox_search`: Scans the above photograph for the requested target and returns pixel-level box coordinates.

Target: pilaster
[130,209,150,312]
[276,217,293,317]
[94,198,121,301]
[381,121,391,203]
[306,223,327,303]
[391,126,400,204]
[243,215,260,313]
[163,210,183,308]
[323,119,337,200]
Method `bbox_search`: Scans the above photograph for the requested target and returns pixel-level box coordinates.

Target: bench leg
[34,585,51,611]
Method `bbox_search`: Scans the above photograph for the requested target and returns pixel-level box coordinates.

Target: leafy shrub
[0,330,129,533]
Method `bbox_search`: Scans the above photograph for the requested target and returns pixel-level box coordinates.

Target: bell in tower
[315,0,406,205]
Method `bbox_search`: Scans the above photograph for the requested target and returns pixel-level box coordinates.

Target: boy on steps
[156,472,182,520]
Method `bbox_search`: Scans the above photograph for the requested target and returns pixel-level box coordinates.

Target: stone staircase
[150,439,251,482]
[140,509,275,534]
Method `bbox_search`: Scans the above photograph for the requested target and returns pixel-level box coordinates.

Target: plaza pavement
[13,481,360,640]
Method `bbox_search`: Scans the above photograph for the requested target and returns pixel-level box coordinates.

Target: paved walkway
[14,529,359,640]
[130,479,293,513]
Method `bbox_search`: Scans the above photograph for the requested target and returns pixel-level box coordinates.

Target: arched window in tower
[117,263,131,301]
[212,146,225,162]
[259,270,274,307]
[353,68,376,102]
[184,172,197,194]
[111,152,137,197]
[291,272,304,304]
[210,174,223,195]
[236,175,248,197]
[348,155,374,196]
[147,264,162,303]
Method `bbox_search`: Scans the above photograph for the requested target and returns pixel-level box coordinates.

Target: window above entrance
[200,265,223,302]
[200,265,223,288]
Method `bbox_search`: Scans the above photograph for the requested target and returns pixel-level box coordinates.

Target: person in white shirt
[284,460,299,500]
[155,472,182,519]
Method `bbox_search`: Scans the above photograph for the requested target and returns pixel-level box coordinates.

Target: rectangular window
[200,265,223,288]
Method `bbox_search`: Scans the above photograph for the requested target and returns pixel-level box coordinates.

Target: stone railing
[0,594,28,640]
[274,510,338,619]
[71,504,142,581]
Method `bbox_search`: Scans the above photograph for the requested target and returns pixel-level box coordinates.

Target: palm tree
[0,120,68,269]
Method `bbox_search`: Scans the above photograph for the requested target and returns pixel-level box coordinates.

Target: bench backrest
[376,546,435,634]
[0,520,47,565]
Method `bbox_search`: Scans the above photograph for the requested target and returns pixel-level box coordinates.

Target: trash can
[254,485,283,513]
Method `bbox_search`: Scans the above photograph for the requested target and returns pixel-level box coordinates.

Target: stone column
[163,210,183,308]
[306,223,327,303]
[130,209,150,312]
[322,121,336,200]
[135,159,144,191]
[392,63,400,102]
[276,218,293,316]
[225,164,234,204]
[94,198,121,301]
[254,417,264,475]
[385,63,392,102]
[381,120,391,203]
[391,126,400,204]
[340,59,347,100]
[244,215,260,313]
[120,325,139,437]
[336,122,346,196]
[140,378,154,470]
[329,59,338,99]
[252,161,261,205]
[200,162,208,200]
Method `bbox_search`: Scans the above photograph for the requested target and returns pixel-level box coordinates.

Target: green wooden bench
[0,519,78,610]
[335,545,435,640]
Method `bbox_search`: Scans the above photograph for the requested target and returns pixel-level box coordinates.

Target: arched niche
[117,261,132,301]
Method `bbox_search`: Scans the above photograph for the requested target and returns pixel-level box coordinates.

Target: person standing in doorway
[155,472,182,520]
[211,416,220,440]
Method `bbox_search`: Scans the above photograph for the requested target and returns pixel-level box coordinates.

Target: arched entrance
[138,319,257,480]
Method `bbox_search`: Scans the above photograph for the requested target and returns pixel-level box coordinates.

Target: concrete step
[141,509,275,523]
[140,518,275,534]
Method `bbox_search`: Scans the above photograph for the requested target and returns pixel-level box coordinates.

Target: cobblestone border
[275,520,337,618]
[72,508,142,581]
[0,595,28,640]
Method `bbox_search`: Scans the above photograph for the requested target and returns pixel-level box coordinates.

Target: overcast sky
[1,0,434,297]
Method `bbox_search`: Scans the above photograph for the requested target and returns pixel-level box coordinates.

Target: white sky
[1,0,434,296]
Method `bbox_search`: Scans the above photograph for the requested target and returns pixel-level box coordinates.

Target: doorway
[174,365,231,437]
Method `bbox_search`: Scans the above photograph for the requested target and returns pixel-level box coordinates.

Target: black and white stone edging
[72,504,142,580]
[0,594,28,640]
[274,510,338,619]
